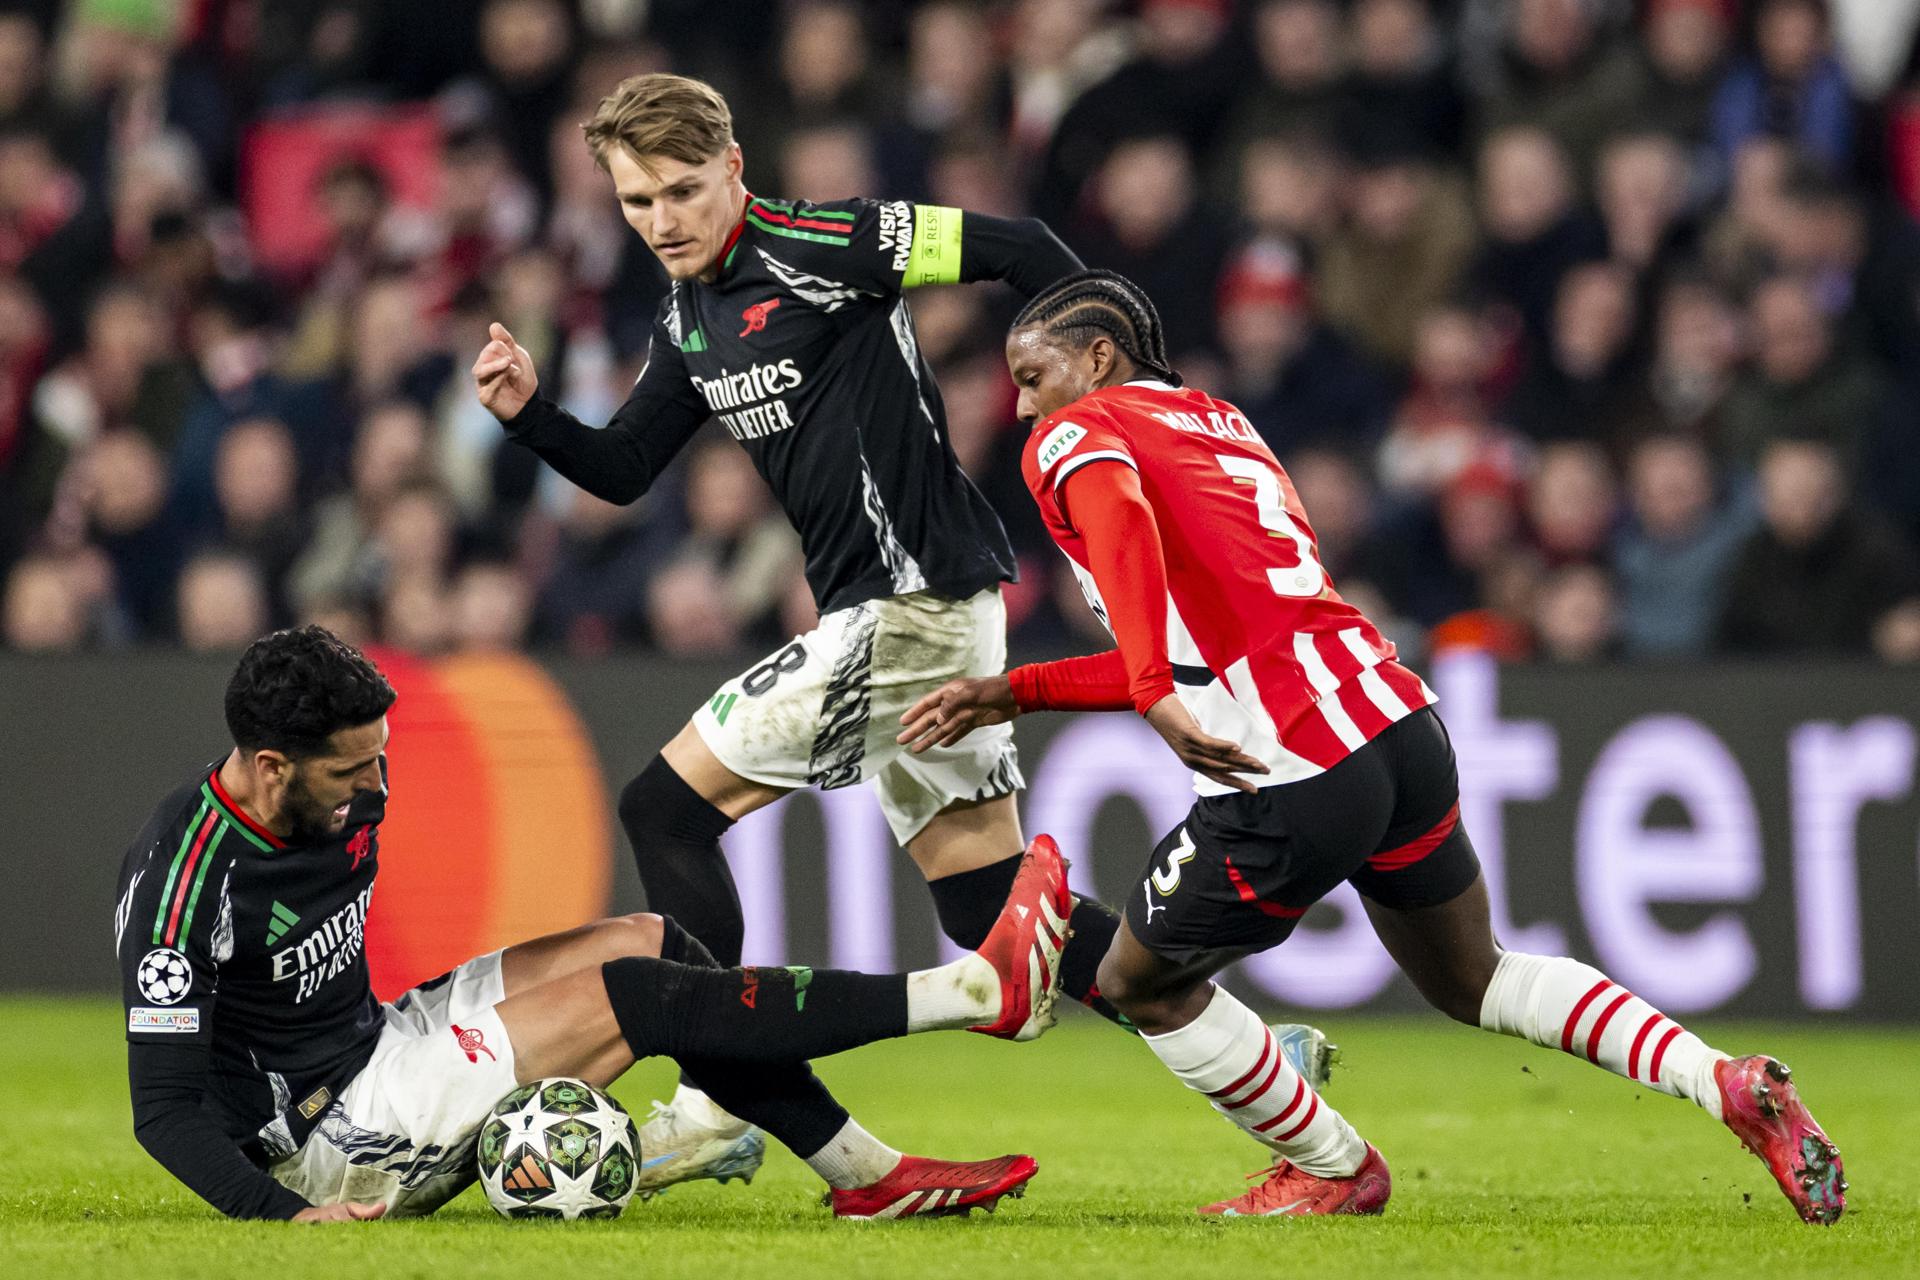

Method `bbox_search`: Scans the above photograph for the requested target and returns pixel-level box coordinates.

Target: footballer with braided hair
[898,270,1847,1223]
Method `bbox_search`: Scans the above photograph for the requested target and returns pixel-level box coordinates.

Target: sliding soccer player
[118,626,1069,1221]
[899,270,1845,1224]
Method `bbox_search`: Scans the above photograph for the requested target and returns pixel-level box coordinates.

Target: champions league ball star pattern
[478,1078,641,1219]
[136,949,193,1005]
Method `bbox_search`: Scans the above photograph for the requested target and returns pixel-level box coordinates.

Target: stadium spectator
[1340,0,1464,161]
[1594,129,1697,274]
[452,556,534,651]
[536,487,663,657]
[207,416,306,626]
[1701,134,1796,291]
[1031,0,1236,227]
[1720,273,1888,470]
[1601,271,1742,450]
[290,400,432,613]
[1376,302,1512,496]
[1532,561,1621,661]
[1314,129,1477,367]
[0,0,1915,664]
[76,427,179,637]
[1637,0,1734,145]
[1711,0,1854,178]
[1502,261,1642,444]
[780,122,882,205]
[1475,0,1648,176]
[1220,0,1346,156]
[1217,240,1393,460]
[1468,126,1608,349]
[1233,131,1345,247]
[675,439,803,651]
[1075,134,1232,359]
[1716,437,1920,653]
[1613,433,1756,657]
[1527,440,1622,565]
[175,551,269,652]
[2,551,87,652]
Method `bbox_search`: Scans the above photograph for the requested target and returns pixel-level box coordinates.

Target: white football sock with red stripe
[1142,985,1368,1176]
[1479,952,1729,1119]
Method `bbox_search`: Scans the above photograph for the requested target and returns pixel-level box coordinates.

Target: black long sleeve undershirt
[956,211,1083,299]
[128,1040,310,1220]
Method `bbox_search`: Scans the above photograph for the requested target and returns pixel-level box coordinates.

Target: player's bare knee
[1095,951,1174,1018]
[597,912,666,961]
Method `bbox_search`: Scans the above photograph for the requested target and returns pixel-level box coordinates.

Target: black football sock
[928,851,1132,1029]
[654,917,849,1157]
[602,957,910,1066]
[620,757,745,965]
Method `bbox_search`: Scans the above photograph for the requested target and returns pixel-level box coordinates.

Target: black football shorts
[1125,707,1482,964]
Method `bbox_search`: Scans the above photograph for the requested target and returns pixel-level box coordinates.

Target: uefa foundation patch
[129,1007,200,1034]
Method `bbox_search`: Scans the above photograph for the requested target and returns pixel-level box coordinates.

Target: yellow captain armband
[902,204,964,287]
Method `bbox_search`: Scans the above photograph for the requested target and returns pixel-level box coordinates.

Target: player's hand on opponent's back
[473,322,538,421]
[292,1200,387,1223]
[897,675,1019,753]
[1143,695,1268,793]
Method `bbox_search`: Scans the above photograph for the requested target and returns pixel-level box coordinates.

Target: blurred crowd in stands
[5,0,1920,664]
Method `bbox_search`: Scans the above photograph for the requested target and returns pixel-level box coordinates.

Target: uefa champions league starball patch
[136,948,193,1005]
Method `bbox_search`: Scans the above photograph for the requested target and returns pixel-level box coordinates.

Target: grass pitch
[3,997,1912,1280]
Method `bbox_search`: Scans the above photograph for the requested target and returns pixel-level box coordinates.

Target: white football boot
[632,1086,766,1199]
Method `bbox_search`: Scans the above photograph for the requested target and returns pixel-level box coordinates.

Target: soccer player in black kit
[472,72,1332,1192]
[116,626,1074,1221]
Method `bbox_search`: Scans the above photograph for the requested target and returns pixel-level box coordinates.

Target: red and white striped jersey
[1020,379,1436,795]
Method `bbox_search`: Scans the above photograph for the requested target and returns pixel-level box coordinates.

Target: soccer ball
[476,1077,641,1219]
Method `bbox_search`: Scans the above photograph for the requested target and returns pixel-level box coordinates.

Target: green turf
[3,997,1910,1279]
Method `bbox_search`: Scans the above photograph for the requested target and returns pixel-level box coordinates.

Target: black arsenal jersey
[507,197,1080,613]
[116,767,385,1164]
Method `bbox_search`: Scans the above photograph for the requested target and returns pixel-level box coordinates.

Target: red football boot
[1715,1055,1846,1225]
[1198,1144,1391,1217]
[829,1153,1039,1220]
[968,834,1073,1041]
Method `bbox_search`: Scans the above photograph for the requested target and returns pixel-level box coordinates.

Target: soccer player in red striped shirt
[898,270,1845,1224]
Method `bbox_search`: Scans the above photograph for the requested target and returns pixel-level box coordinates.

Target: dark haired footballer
[115,626,1071,1221]
[897,270,1847,1224]
[471,71,1337,1190]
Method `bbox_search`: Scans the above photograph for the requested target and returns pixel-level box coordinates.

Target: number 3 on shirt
[1216,454,1326,597]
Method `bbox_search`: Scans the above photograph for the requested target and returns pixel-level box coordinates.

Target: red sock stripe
[1584,990,1636,1064]
[1208,1034,1273,1100]
[1626,1013,1665,1082]
[1222,1044,1284,1111]
[1559,980,1614,1054]
[1646,1025,1684,1084]
[1252,1075,1309,1132]
[1273,1093,1321,1143]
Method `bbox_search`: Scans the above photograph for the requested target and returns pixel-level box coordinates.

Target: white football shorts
[693,587,1024,844]
[268,951,516,1216]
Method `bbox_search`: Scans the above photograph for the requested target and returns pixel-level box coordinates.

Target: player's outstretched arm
[947,210,1083,300]
[481,317,709,505]
[897,674,1020,753]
